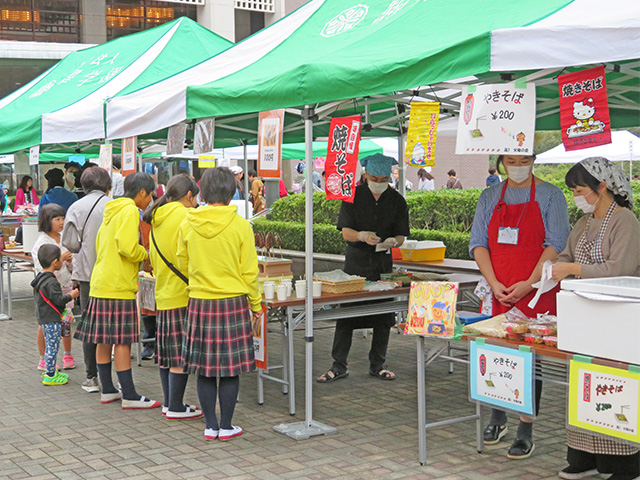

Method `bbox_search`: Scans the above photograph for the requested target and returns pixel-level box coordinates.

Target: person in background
[248,169,264,214]
[390,166,413,191]
[0,183,6,213]
[486,167,501,187]
[177,167,261,441]
[15,175,39,208]
[62,166,111,393]
[31,244,79,386]
[632,174,639,181]
[553,157,639,480]
[32,204,76,372]
[417,168,435,191]
[39,168,78,212]
[111,155,125,197]
[295,162,322,191]
[230,166,245,200]
[469,154,570,459]
[318,153,409,383]
[74,173,160,410]
[63,162,82,194]
[445,169,463,189]
[143,174,202,420]
[279,171,288,198]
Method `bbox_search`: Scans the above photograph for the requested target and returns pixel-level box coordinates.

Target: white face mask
[368,180,388,195]
[506,165,532,184]
[573,191,598,213]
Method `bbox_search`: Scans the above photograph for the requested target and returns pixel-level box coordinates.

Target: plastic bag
[61,307,74,324]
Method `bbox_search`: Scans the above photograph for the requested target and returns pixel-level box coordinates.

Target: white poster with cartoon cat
[455,83,536,155]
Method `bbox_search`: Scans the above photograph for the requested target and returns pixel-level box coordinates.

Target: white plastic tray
[560,276,640,299]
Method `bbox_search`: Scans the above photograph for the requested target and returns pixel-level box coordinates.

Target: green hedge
[253,218,472,260]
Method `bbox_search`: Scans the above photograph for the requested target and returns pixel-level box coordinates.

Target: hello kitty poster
[559,66,611,151]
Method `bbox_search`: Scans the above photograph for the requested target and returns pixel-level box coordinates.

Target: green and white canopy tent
[0,17,233,155]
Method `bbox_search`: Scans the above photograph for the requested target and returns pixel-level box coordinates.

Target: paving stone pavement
[0,272,596,480]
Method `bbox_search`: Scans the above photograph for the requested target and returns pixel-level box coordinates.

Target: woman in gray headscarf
[553,157,639,480]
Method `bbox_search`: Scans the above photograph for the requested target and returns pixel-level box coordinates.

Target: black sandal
[317,368,349,383]
[369,368,396,381]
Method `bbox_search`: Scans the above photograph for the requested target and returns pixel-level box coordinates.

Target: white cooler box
[557,276,640,365]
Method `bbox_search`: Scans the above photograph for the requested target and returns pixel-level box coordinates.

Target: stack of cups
[263,281,275,300]
[312,280,323,298]
[281,279,292,298]
[295,279,306,299]
[276,283,287,301]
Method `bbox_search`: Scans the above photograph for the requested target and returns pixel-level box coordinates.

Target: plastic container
[523,333,544,344]
[528,323,557,336]
[542,336,558,347]
[22,217,39,252]
[399,240,446,262]
[502,321,530,334]
[457,311,491,325]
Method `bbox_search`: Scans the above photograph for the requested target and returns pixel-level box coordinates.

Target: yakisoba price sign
[324,116,361,203]
[258,109,284,178]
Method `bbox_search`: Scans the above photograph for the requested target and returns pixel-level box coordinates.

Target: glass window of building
[106,0,196,40]
[0,0,80,42]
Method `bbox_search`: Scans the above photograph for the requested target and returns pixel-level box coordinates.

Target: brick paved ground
[0,272,588,480]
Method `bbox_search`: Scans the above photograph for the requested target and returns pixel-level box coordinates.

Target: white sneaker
[81,377,100,393]
[121,396,161,409]
[166,406,203,420]
[204,428,219,441]
[558,468,599,479]
[218,426,243,441]
[101,390,122,404]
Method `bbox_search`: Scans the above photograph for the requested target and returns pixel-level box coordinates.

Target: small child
[31,244,79,385]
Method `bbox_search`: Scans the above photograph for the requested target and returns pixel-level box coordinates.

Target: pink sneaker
[62,354,75,370]
[37,360,61,371]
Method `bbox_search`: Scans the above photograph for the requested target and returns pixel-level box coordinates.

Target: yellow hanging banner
[405,102,439,167]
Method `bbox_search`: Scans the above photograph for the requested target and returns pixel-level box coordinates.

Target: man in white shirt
[111,155,125,197]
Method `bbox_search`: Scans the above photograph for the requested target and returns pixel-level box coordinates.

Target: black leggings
[196,375,239,430]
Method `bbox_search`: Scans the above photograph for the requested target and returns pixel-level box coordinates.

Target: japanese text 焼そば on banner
[324,116,361,203]
[558,66,612,151]
[455,83,536,155]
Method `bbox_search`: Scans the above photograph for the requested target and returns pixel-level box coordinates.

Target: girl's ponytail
[142,174,199,224]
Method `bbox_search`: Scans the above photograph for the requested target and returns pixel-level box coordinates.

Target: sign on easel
[469,340,535,416]
[568,359,640,445]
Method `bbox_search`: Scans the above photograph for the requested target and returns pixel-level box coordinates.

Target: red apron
[487,181,558,317]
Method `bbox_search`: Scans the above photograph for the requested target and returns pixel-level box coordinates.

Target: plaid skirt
[182,296,255,378]
[74,297,138,345]
[157,307,187,369]
[567,427,639,455]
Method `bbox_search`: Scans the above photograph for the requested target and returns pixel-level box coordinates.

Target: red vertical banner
[324,116,361,203]
[558,66,611,151]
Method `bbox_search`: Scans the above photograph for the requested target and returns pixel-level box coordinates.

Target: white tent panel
[535,130,640,164]
[491,0,640,70]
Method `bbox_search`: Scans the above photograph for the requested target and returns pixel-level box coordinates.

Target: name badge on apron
[497,227,519,245]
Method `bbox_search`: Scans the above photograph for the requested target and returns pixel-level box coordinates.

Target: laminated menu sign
[252,305,268,370]
[324,115,361,202]
[455,83,535,155]
[404,282,458,337]
[469,341,535,416]
[558,66,611,151]
[258,109,284,178]
[568,360,640,444]
[405,103,439,167]
[121,136,137,172]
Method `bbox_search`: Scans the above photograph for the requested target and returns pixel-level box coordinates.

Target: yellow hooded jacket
[149,202,189,310]
[176,205,260,312]
[90,198,147,299]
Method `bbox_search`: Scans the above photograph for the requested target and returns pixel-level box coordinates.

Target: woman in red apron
[470,154,571,459]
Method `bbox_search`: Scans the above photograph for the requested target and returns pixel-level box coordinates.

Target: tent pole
[243,140,250,218]
[273,107,336,440]
[398,131,406,197]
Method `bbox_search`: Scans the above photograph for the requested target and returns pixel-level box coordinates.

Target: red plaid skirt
[74,297,138,345]
[157,307,187,369]
[182,296,255,378]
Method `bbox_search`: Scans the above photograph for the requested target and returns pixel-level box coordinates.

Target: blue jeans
[41,323,61,376]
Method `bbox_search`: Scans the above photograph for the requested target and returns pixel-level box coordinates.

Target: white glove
[379,237,398,249]
[358,231,381,245]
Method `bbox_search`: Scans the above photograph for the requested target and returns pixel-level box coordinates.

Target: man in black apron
[317,154,409,383]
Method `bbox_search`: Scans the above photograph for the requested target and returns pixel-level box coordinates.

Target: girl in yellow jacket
[177,167,261,441]
[75,172,161,410]
[142,174,203,420]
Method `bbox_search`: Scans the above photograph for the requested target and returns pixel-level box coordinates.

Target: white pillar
[197,0,236,42]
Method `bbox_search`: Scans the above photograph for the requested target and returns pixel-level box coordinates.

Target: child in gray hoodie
[31,244,79,385]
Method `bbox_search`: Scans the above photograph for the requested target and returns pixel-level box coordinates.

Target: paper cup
[295,280,306,299]
[263,281,275,300]
[276,284,287,301]
[313,281,322,298]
